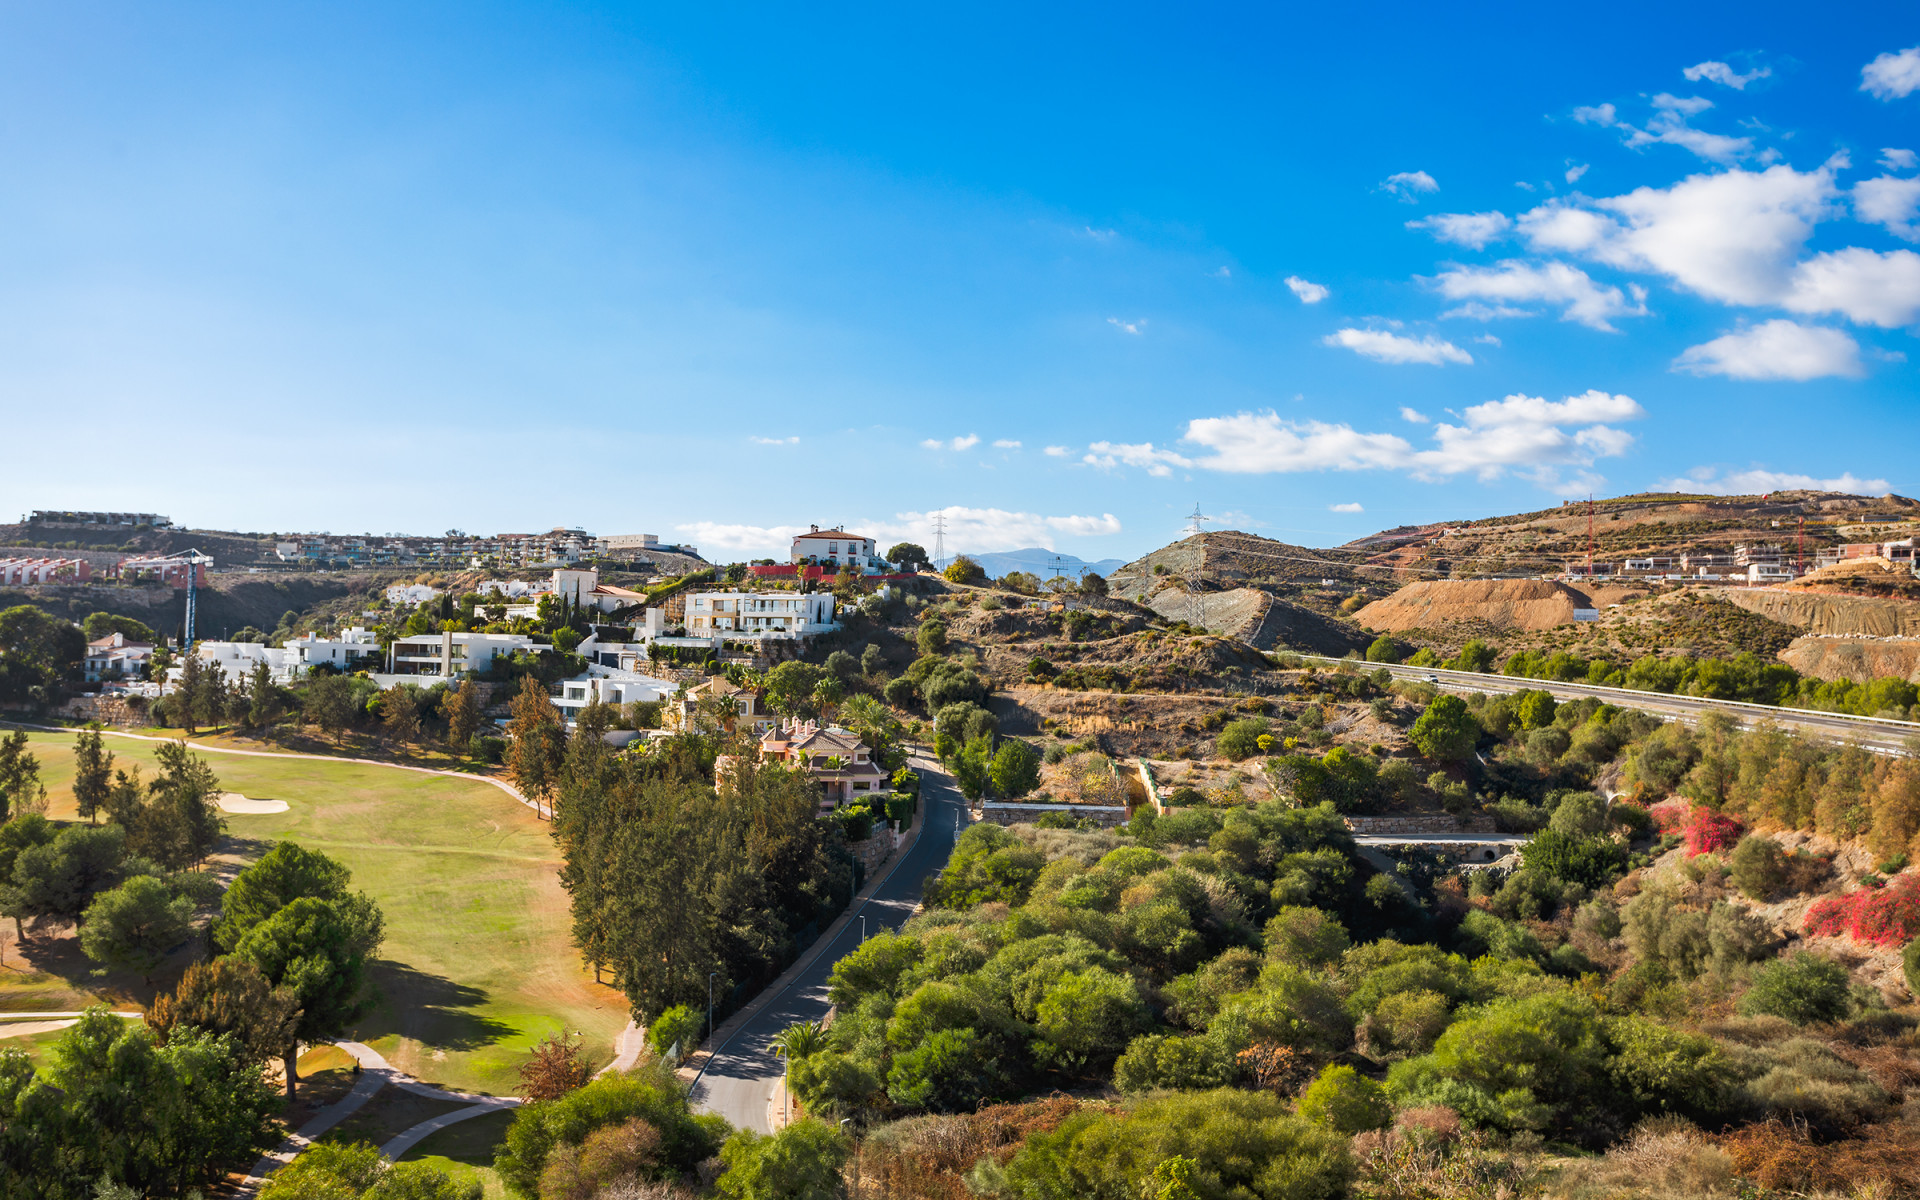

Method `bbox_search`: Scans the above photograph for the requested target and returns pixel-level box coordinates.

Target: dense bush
[494,1066,726,1197]
[1737,953,1852,1026]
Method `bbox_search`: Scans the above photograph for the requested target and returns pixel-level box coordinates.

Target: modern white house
[789,526,886,572]
[386,631,543,678]
[285,627,385,672]
[684,590,838,639]
[552,567,648,615]
[167,641,305,688]
[384,584,443,606]
[552,670,678,722]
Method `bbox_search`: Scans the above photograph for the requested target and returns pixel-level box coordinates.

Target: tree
[114,741,224,870]
[1365,636,1401,664]
[764,661,827,720]
[1449,638,1497,673]
[916,620,948,657]
[1080,572,1108,597]
[1216,719,1270,761]
[213,841,354,952]
[4,822,143,929]
[0,730,48,821]
[446,678,482,752]
[1730,836,1790,900]
[382,684,422,744]
[886,543,931,574]
[1298,1063,1391,1133]
[518,1031,592,1102]
[716,1119,851,1200]
[232,893,385,1099]
[989,738,1041,798]
[147,957,299,1068]
[82,611,159,644]
[1738,951,1850,1025]
[506,674,566,811]
[303,674,359,737]
[190,658,229,733]
[824,650,858,681]
[244,659,280,728]
[79,875,193,984]
[70,727,114,824]
[260,1140,479,1200]
[493,1068,726,1196]
[1409,693,1478,763]
[0,604,85,705]
[943,556,986,586]
[860,643,885,676]
[648,1004,704,1056]
[949,733,993,801]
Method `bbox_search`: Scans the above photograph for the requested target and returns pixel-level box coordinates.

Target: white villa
[790,526,886,572]
[684,590,838,640]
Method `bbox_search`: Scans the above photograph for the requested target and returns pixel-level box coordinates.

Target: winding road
[690,751,969,1134]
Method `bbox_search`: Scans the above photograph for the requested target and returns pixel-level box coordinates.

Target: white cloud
[1381,171,1440,201]
[1660,468,1892,497]
[1474,334,1502,346]
[1322,328,1473,365]
[1783,248,1920,327]
[1652,92,1714,116]
[1043,445,1071,457]
[680,508,1124,559]
[673,521,812,556]
[1440,301,1534,321]
[1521,162,1841,307]
[1284,276,1330,303]
[1179,390,1643,488]
[1673,320,1864,380]
[992,439,1022,449]
[1329,502,1365,513]
[1616,96,1755,164]
[1107,317,1146,335]
[1212,266,1233,278]
[1399,406,1430,423]
[1084,226,1118,241]
[1861,47,1920,100]
[1566,163,1590,184]
[749,435,800,445]
[1684,61,1771,90]
[1083,441,1193,477]
[1432,260,1645,330]
[1407,211,1512,249]
[921,434,982,451]
[1881,148,1919,170]
[1854,175,1920,240]
[1573,103,1617,126]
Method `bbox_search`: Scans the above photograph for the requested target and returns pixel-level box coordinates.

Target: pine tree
[71,726,115,823]
[506,674,565,815]
[446,678,481,753]
[176,652,206,734]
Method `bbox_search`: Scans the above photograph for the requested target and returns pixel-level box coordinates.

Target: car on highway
[1424,674,1440,684]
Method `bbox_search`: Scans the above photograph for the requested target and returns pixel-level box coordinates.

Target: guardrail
[1285,653,1920,732]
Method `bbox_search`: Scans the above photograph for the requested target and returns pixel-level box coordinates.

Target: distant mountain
[967,547,1129,581]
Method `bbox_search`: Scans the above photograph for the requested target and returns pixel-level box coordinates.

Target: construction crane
[120,550,214,645]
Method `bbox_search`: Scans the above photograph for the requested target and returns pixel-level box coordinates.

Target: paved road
[692,752,970,1134]
[1296,657,1918,754]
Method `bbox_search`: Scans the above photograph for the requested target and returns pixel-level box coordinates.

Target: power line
[1184,503,1210,630]
[930,513,948,571]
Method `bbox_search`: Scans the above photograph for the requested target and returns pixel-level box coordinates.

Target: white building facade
[789,526,885,572]
[684,590,838,639]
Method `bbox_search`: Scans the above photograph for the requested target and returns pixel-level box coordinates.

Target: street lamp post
[707,972,717,1058]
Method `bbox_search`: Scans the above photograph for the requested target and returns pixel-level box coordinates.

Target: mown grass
[9,730,629,1096]
[400,1107,515,1200]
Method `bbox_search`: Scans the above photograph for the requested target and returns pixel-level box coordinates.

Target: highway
[1297,655,1919,755]
[691,751,969,1134]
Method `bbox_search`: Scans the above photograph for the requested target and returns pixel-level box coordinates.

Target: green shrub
[1216,718,1271,760]
[1112,1033,1238,1093]
[1263,906,1350,968]
[1729,836,1789,900]
[1298,1064,1391,1133]
[1905,936,1920,998]
[716,1118,851,1200]
[494,1066,722,1197]
[1738,952,1851,1025]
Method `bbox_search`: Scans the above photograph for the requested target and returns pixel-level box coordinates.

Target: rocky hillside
[1345,489,1919,578]
[1352,578,1598,634]
[1780,636,1920,684]
[1107,530,1375,600]
[1138,584,1368,657]
[1720,589,1920,638]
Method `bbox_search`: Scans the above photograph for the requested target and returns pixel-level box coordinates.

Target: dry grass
[1719,1119,1920,1199]
[858,1096,1097,1200]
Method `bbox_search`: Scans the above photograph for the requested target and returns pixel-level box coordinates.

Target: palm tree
[772,1019,830,1126]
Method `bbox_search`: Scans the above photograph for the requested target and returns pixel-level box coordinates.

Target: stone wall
[847,829,901,880]
[54,694,145,728]
[1344,814,1496,835]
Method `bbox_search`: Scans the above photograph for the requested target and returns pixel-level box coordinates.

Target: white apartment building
[553,671,677,721]
[385,584,443,606]
[685,590,838,639]
[387,631,543,678]
[168,641,305,688]
[285,627,385,672]
[789,526,885,572]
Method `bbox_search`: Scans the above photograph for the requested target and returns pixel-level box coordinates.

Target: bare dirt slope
[1779,636,1920,684]
[1353,578,1595,634]
[1107,531,1372,600]
[1138,585,1368,657]
[1719,589,1920,638]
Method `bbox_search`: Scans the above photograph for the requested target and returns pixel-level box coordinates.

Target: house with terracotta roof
[757,719,889,805]
[670,676,777,735]
[84,632,154,682]
[790,525,886,572]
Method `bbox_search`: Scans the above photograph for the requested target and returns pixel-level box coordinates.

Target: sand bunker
[0,1020,78,1038]
[217,793,290,814]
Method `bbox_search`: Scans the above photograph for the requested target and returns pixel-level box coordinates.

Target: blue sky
[1,3,1916,562]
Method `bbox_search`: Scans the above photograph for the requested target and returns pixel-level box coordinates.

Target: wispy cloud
[1565,162,1590,184]
[1882,148,1919,170]
[1107,317,1147,335]
[921,434,982,451]
[1284,275,1330,303]
[1323,328,1473,365]
[992,439,1022,449]
[1329,502,1365,513]
[1407,211,1512,249]
[1380,171,1440,202]
[1399,407,1430,423]
[1083,441,1193,477]
[1433,260,1646,331]
[676,507,1125,559]
[1043,445,1071,458]
[749,435,800,445]
[1659,467,1891,497]
[1684,60,1770,90]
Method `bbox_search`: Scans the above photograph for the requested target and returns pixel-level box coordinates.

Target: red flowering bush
[1682,808,1744,857]
[1802,873,1920,947]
